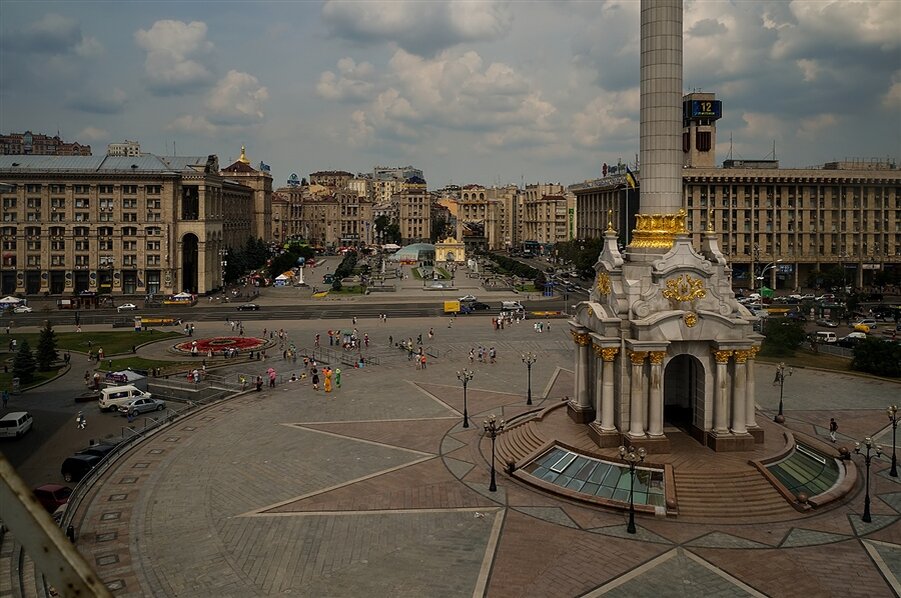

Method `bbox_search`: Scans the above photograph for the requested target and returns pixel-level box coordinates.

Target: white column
[601,348,619,431]
[745,346,759,428]
[713,350,732,434]
[647,351,665,437]
[592,345,604,423]
[628,351,647,437]
[731,350,749,435]
[571,331,591,410]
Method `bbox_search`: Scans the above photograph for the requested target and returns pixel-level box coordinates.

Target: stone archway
[181,233,199,293]
[663,354,704,434]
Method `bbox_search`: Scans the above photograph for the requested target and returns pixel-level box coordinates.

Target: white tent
[173,292,193,299]
[0,296,22,304]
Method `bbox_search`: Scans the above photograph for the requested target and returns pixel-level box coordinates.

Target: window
[1,226,15,236]
[51,254,65,266]
[99,239,113,251]
[146,240,160,251]
[146,185,161,195]
[98,226,113,237]
[75,255,88,266]
[99,199,114,211]
[49,184,66,194]
[146,254,161,266]
[25,184,41,193]
[696,131,712,152]
[146,226,161,236]
[99,185,113,194]
[2,213,16,222]
[122,226,138,237]
[147,199,161,209]
[123,255,137,266]
[123,198,137,209]
[122,185,138,195]
[75,240,89,251]
[27,212,41,222]
[99,212,114,222]
[27,197,41,209]
[123,240,137,251]
[27,255,41,266]
[73,226,89,237]
[1,240,14,251]
[1,198,16,209]
[74,213,88,222]
[123,212,137,222]
[73,185,89,194]
[51,240,65,251]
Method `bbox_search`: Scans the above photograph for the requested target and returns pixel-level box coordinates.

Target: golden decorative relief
[601,347,619,362]
[606,209,616,233]
[592,343,605,357]
[595,272,611,296]
[683,312,698,327]
[749,346,761,359]
[712,349,733,364]
[571,331,590,346]
[662,274,707,303]
[628,351,648,365]
[629,209,687,249]
[649,351,666,365]
[707,207,715,232]
[734,349,752,364]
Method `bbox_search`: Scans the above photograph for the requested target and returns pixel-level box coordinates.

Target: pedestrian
[324,367,333,393]
[64,351,71,365]
[240,375,247,391]
[353,316,357,325]
[311,368,320,390]
[127,409,135,424]
[76,412,86,429]
[469,348,475,363]
[315,334,321,348]
[335,368,342,388]
[428,328,434,340]
[1,389,8,409]
[255,375,263,392]
[420,354,427,369]
[829,418,838,443]
[489,347,496,364]
[98,347,105,360]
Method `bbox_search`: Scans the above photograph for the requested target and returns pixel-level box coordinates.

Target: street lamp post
[219,248,228,292]
[888,405,899,477]
[756,259,783,295]
[854,437,882,523]
[483,414,505,492]
[773,362,792,423]
[522,352,537,405]
[619,445,646,534]
[457,369,474,429]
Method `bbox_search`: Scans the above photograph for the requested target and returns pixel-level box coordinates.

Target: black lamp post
[619,445,646,534]
[457,369,474,429]
[522,352,537,405]
[483,414,505,492]
[774,362,792,423]
[887,405,899,478]
[854,437,882,523]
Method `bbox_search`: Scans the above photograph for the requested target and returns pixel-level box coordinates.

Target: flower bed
[173,336,265,354]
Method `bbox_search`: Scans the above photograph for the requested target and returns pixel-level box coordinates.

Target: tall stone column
[600,348,619,431]
[628,351,648,437]
[592,344,605,425]
[745,346,759,429]
[712,350,732,434]
[647,351,665,437]
[567,329,594,423]
[731,350,750,435]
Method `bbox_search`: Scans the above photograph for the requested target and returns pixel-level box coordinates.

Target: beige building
[396,178,430,244]
[1,131,91,156]
[107,141,142,157]
[574,92,901,289]
[220,147,272,241]
[0,152,265,297]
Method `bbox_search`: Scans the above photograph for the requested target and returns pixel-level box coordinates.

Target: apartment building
[0,153,263,296]
[1,131,91,156]
[396,176,430,244]
[107,141,142,157]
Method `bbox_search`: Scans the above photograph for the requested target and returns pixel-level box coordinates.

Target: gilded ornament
[683,312,698,327]
[606,209,616,232]
[734,349,751,364]
[712,349,733,364]
[649,351,666,365]
[662,274,707,303]
[570,331,590,346]
[595,272,611,296]
[630,209,688,249]
[749,346,761,359]
[601,348,619,362]
[629,351,648,365]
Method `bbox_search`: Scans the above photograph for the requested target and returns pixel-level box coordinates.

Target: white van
[0,411,34,438]
[815,331,837,344]
[98,385,152,412]
[501,301,525,312]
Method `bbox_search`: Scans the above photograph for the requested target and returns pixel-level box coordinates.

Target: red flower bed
[174,336,265,353]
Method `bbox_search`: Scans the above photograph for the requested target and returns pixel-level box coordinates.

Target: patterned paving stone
[880,491,901,514]
[513,506,579,528]
[465,482,507,504]
[849,513,899,537]
[685,531,772,549]
[779,527,853,548]
[587,524,673,545]
[441,435,466,455]
[443,456,475,479]
[861,539,901,595]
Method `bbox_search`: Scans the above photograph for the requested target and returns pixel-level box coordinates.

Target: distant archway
[181,233,199,293]
[663,354,704,433]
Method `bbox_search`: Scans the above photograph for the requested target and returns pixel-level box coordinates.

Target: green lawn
[102,356,186,374]
[756,349,851,372]
[5,330,182,356]
[0,366,64,394]
[515,283,538,293]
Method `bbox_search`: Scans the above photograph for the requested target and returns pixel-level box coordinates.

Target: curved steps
[497,420,547,466]
[674,469,797,520]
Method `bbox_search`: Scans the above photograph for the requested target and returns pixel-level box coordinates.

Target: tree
[852,339,901,378]
[36,321,59,371]
[760,319,806,357]
[384,223,402,245]
[12,339,37,384]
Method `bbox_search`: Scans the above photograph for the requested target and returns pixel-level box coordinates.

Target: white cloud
[65,87,128,114]
[798,113,838,139]
[348,110,374,147]
[883,71,901,110]
[571,90,639,148]
[134,20,215,94]
[205,70,269,125]
[316,58,376,102]
[739,112,785,141]
[321,0,512,56]
[77,126,108,141]
[75,35,103,58]
[796,59,820,82]
[166,114,217,136]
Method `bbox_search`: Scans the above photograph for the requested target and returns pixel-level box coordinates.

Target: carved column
[628,351,648,437]
[712,349,732,434]
[600,348,619,431]
[647,351,665,437]
[745,346,759,429]
[731,350,750,435]
[571,331,591,411]
[591,344,605,425]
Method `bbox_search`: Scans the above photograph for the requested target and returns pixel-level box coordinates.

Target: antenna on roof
[727,133,734,161]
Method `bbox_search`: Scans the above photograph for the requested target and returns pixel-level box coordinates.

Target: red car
[33,484,72,512]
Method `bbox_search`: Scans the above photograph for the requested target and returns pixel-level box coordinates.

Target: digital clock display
[689,100,722,119]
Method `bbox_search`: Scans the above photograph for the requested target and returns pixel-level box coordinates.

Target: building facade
[107,141,142,157]
[0,154,261,297]
[1,131,91,156]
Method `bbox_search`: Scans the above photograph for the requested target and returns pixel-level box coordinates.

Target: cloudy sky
[1,1,899,189]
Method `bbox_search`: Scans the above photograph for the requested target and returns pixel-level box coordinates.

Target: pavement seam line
[543,366,567,400]
[279,423,437,456]
[472,507,506,598]
[861,539,901,596]
[297,416,458,425]
[245,507,499,517]
[408,379,465,415]
[580,547,680,597]
[681,549,769,598]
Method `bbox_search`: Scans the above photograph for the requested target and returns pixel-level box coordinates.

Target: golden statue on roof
[238,145,249,164]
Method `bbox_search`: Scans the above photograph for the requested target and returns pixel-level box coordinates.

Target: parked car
[60,454,102,483]
[815,318,838,328]
[854,319,878,329]
[469,301,491,311]
[816,294,836,302]
[98,385,153,412]
[33,484,72,513]
[458,295,478,303]
[76,443,119,459]
[237,303,260,311]
[116,303,137,312]
[118,396,166,416]
[0,411,33,438]
[12,305,32,314]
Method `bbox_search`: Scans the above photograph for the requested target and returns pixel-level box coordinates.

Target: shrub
[852,339,901,378]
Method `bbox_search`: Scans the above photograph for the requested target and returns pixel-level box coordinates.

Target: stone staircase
[497,419,548,466]
[673,469,797,521]
[0,523,48,598]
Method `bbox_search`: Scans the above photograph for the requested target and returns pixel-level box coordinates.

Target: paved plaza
[60,313,900,597]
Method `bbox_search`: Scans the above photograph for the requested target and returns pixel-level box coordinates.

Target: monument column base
[707,431,755,452]
[747,427,765,444]
[587,422,621,448]
[623,434,671,455]
[566,400,594,424]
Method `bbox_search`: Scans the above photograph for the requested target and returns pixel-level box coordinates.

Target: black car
[76,443,118,459]
[469,302,491,311]
[61,454,102,483]
[237,303,260,311]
